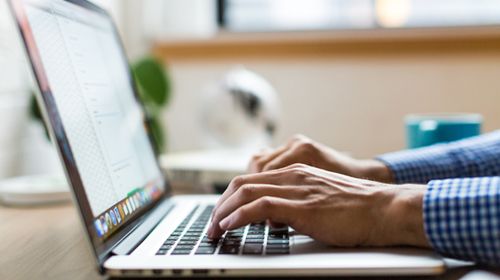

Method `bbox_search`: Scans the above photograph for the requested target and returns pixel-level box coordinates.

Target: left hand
[207,163,430,248]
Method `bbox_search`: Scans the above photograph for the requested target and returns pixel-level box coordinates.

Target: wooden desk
[1,203,499,280]
[0,203,102,280]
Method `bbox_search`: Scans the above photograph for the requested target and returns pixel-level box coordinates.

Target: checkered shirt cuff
[423,177,500,266]
[377,144,457,184]
[377,130,500,184]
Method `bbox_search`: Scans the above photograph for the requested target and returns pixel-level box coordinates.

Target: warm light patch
[376,0,411,28]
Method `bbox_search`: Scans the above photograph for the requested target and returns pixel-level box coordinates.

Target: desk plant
[131,56,171,153]
[30,56,171,154]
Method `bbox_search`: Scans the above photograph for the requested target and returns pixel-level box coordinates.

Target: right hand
[249,135,394,183]
[208,163,428,248]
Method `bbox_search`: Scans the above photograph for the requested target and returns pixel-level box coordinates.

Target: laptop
[9,0,446,277]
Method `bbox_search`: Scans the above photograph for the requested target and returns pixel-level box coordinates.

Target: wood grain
[0,204,102,280]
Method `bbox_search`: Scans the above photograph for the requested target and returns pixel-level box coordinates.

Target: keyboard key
[195,247,216,255]
[267,235,289,240]
[189,227,205,230]
[178,240,197,245]
[242,244,263,255]
[266,244,289,249]
[220,246,240,255]
[244,238,264,244]
[267,239,289,245]
[198,243,218,248]
[173,245,194,250]
[180,236,199,241]
[246,234,264,239]
[156,249,168,255]
[222,240,241,246]
[172,250,192,255]
[160,245,171,250]
[269,233,288,239]
[202,236,219,242]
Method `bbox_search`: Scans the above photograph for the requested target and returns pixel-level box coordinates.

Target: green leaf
[132,57,171,107]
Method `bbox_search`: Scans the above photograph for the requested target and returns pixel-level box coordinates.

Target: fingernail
[219,217,230,230]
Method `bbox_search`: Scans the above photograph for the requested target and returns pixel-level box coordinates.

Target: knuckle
[296,141,316,153]
[239,184,256,196]
[259,196,275,210]
[231,175,246,189]
[253,160,265,171]
[294,169,309,179]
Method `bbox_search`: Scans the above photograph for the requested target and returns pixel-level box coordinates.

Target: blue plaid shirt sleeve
[377,130,500,184]
[376,131,500,265]
[424,177,500,265]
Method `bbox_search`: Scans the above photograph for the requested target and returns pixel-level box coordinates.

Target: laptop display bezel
[8,0,171,268]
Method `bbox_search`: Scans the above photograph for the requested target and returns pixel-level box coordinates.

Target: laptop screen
[11,0,166,248]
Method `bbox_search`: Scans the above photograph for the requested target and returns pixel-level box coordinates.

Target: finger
[212,164,311,220]
[261,148,304,172]
[249,135,305,173]
[248,144,290,173]
[247,148,273,166]
[212,168,300,217]
[209,184,304,237]
[219,196,297,232]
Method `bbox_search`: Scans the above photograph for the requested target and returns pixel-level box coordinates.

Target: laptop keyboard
[155,205,290,256]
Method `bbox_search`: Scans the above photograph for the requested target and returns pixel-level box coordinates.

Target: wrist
[381,185,430,247]
[357,159,394,183]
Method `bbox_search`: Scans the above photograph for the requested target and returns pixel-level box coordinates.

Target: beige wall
[163,51,500,158]
[116,1,500,158]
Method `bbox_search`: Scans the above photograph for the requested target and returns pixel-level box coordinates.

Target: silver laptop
[9,0,445,277]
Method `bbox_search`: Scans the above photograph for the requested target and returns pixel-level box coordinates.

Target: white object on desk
[0,174,71,206]
[160,149,252,193]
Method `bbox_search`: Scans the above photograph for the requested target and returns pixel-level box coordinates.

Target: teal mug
[405,113,482,149]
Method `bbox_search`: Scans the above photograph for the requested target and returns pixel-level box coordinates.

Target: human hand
[249,135,394,183]
[208,163,429,248]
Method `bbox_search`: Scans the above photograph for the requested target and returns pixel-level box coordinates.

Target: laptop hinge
[111,199,175,255]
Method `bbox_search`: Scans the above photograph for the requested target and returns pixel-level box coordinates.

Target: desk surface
[1,203,499,280]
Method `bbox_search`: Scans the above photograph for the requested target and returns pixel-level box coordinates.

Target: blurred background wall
[158,50,500,158]
[1,0,500,181]
[118,0,500,158]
